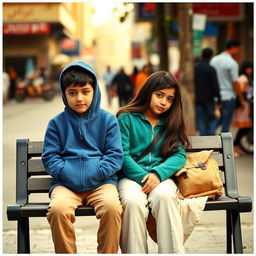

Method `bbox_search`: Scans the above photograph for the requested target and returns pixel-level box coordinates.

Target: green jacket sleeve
[118,115,149,185]
[152,147,186,182]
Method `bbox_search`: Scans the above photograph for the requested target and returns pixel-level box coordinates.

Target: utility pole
[178,3,196,135]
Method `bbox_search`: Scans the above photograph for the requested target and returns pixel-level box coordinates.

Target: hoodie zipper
[147,126,154,172]
[77,108,91,142]
[79,128,83,141]
[78,118,83,141]
[149,127,154,164]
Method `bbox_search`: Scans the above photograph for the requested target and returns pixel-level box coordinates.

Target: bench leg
[231,210,243,253]
[226,210,232,253]
[17,218,30,253]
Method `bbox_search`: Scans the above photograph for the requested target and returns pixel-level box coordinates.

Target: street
[2,83,253,253]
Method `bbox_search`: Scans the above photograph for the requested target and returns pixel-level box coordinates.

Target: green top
[117,112,186,186]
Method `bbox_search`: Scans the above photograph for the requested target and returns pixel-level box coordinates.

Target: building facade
[3,3,94,79]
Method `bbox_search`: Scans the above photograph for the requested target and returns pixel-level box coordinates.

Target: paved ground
[3,82,254,254]
[2,223,254,254]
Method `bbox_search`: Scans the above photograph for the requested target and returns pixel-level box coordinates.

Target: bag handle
[135,129,164,163]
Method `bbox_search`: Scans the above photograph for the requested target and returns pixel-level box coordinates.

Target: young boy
[42,61,123,254]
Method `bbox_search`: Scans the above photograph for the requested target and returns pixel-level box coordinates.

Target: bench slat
[28,177,51,193]
[7,196,240,220]
[189,135,222,150]
[28,141,43,156]
[27,137,222,154]
[204,196,238,211]
[17,203,95,218]
[28,159,47,175]
[27,137,222,156]
[27,152,224,176]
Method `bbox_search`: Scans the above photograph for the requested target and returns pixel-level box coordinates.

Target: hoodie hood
[59,61,101,119]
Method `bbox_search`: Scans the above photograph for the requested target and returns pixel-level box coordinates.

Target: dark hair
[202,48,213,60]
[239,61,253,86]
[117,71,190,156]
[61,66,95,90]
[226,39,241,50]
[133,66,139,75]
[239,61,253,76]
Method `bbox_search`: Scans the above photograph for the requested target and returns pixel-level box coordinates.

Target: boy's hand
[141,173,160,194]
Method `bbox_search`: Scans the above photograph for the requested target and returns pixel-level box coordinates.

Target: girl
[117,71,207,253]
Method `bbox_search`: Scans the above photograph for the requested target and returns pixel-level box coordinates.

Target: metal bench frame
[6,132,252,253]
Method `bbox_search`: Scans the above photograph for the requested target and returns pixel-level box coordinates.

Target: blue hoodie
[42,61,123,194]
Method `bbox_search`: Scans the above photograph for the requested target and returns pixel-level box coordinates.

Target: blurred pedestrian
[102,65,115,106]
[209,39,246,134]
[194,48,221,135]
[134,64,150,96]
[111,67,133,107]
[39,67,47,80]
[8,67,17,100]
[32,67,45,95]
[130,66,138,88]
[51,64,62,83]
[3,69,10,104]
[232,61,253,157]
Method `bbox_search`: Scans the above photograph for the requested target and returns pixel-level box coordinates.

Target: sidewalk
[3,222,253,254]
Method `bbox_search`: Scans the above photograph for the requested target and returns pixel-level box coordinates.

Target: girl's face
[148,88,176,117]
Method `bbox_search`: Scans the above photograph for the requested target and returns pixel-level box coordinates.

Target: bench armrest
[6,205,22,221]
[237,196,252,212]
[16,139,29,205]
[220,133,239,197]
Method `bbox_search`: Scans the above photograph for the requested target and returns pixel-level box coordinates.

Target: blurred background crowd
[2,2,254,156]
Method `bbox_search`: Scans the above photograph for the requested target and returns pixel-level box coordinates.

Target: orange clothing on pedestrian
[9,68,17,80]
[134,72,148,95]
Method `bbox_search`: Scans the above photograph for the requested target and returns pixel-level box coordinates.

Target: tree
[177,3,196,135]
[153,3,196,134]
[156,3,169,71]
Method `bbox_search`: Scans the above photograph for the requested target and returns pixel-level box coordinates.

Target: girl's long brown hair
[117,71,191,157]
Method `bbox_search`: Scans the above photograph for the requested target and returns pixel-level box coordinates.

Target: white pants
[118,178,185,254]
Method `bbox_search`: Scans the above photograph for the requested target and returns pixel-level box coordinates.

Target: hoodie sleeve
[99,115,124,179]
[152,146,186,182]
[118,114,149,185]
[42,119,64,180]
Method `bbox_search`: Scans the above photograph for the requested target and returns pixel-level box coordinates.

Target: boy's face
[65,83,94,117]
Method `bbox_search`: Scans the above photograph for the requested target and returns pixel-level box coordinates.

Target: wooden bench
[7,132,252,253]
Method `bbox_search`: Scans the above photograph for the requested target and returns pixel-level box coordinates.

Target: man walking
[111,67,133,107]
[209,39,245,134]
[194,48,220,135]
[102,65,115,106]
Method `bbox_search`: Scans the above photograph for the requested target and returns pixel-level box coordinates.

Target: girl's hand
[141,173,160,194]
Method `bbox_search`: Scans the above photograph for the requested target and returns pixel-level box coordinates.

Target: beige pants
[47,184,122,254]
[118,178,185,254]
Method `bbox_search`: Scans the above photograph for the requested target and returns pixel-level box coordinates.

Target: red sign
[61,38,76,50]
[193,3,241,18]
[3,23,50,35]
